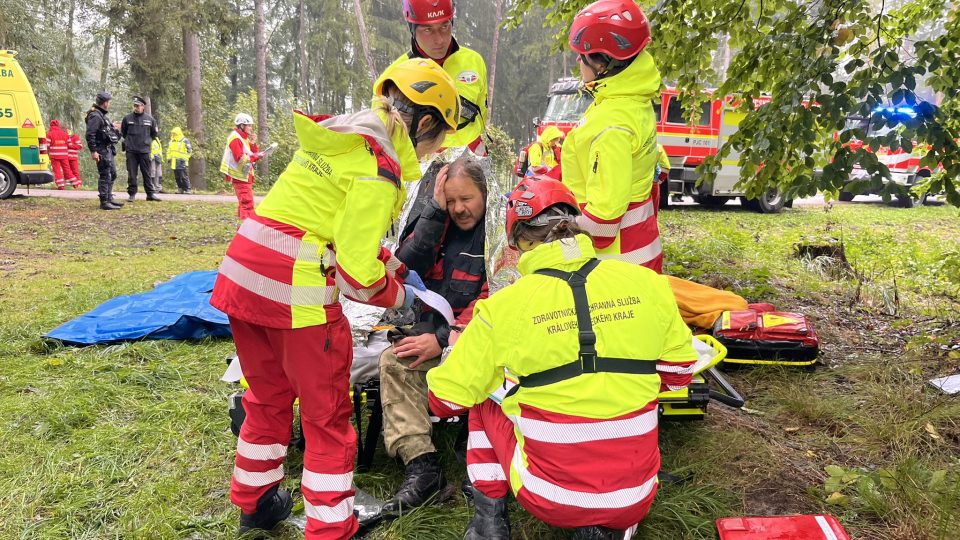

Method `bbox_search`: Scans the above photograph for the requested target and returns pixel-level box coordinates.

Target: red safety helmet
[568,0,651,60]
[506,175,580,248]
[403,0,454,25]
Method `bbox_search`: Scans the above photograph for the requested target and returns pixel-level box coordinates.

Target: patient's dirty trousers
[379,346,441,464]
[229,315,359,539]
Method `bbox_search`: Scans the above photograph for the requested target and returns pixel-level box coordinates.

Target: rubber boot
[382,452,446,515]
[572,525,627,540]
[463,487,510,540]
[238,485,293,537]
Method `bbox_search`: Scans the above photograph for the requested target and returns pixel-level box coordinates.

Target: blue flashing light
[872,105,917,118]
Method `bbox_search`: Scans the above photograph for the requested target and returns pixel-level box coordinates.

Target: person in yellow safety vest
[166,127,193,194]
[426,175,697,540]
[561,0,665,273]
[210,58,460,540]
[527,125,563,172]
[221,113,261,220]
[150,138,164,193]
[375,0,488,155]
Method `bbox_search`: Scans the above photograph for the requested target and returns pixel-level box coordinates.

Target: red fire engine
[525,81,791,213]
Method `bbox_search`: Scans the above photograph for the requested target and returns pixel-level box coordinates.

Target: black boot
[572,525,627,540]
[146,194,162,201]
[382,452,446,515]
[108,198,124,206]
[463,487,510,540]
[99,201,120,210]
[238,485,293,537]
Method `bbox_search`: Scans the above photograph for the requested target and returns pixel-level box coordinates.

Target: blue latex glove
[405,269,427,291]
[402,284,417,309]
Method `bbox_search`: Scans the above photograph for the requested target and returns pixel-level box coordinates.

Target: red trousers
[466,400,644,535]
[68,158,82,187]
[51,158,76,188]
[232,179,255,220]
[229,315,359,539]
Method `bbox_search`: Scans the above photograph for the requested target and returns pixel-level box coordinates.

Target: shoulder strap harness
[516,258,656,390]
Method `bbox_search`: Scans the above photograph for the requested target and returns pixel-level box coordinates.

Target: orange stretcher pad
[717,514,850,540]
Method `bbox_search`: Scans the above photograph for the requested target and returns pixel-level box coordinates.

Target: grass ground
[0,196,958,539]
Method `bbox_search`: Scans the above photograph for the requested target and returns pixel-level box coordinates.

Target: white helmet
[234,113,254,126]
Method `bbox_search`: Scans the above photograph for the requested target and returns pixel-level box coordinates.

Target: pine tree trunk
[254,0,269,180]
[183,24,207,190]
[487,0,504,124]
[353,0,377,83]
[100,32,111,89]
[298,0,309,106]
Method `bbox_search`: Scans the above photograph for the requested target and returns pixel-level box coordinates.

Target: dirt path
[14,186,265,204]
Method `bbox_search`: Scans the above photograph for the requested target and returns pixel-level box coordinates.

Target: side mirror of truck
[532,117,540,128]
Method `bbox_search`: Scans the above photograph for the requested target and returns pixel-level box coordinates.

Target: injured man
[378,156,490,514]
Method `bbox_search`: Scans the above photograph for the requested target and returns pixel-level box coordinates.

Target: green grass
[1,197,959,539]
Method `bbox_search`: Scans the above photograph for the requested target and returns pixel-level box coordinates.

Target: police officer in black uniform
[85,91,124,210]
[121,96,160,202]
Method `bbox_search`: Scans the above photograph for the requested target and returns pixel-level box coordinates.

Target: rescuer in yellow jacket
[376,0,488,154]
[166,127,193,193]
[426,175,697,540]
[527,125,563,171]
[210,58,460,540]
[562,0,664,273]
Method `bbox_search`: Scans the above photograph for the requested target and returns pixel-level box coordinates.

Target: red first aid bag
[717,514,850,540]
[713,306,819,366]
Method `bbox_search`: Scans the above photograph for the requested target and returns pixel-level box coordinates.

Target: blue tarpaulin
[46,271,231,345]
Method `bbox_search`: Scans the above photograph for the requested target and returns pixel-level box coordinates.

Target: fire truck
[526,81,790,213]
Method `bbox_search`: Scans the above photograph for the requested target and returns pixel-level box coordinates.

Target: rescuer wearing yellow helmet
[210,58,459,540]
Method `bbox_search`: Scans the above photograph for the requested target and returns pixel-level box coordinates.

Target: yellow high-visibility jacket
[376,38,487,148]
[561,52,663,269]
[657,144,671,171]
[528,125,563,169]
[211,109,419,328]
[167,127,192,169]
[427,235,696,524]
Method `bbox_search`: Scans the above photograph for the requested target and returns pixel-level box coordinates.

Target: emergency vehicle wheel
[838,191,855,202]
[896,193,915,208]
[0,163,17,200]
[753,188,785,213]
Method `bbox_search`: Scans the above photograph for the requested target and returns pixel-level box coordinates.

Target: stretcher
[659,334,745,420]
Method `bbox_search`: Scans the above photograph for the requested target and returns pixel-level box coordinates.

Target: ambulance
[0,50,53,199]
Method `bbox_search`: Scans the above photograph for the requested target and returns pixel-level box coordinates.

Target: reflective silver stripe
[468,463,507,483]
[656,362,697,374]
[816,515,840,540]
[558,237,584,260]
[599,237,663,266]
[621,200,655,229]
[302,470,353,493]
[220,255,336,305]
[305,498,354,524]
[335,272,385,303]
[512,409,657,444]
[468,431,493,449]
[666,384,687,391]
[237,219,325,264]
[441,399,466,411]
[512,446,657,509]
[237,439,287,461]
[233,464,284,487]
[590,125,634,147]
[576,213,620,239]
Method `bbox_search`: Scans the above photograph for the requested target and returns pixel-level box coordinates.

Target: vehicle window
[652,101,661,122]
[543,93,594,123]
[665,97,711,126]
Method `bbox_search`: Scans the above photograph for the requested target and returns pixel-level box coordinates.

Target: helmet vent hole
[621,10,633,21]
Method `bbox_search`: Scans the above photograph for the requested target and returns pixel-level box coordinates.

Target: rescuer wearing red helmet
[426,175,696,540]
[375,0,489,154]
[562,0,666,273]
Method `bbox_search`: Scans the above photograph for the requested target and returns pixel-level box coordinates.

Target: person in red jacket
[220,113,261,220]
[46,120,76,190]
[67,128,84,189]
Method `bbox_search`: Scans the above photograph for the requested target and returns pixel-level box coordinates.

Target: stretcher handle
[705,367,746,409]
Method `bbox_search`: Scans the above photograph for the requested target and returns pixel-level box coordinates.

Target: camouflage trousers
[379,346,441,465]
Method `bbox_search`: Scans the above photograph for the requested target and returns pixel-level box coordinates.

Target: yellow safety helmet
[375,58,460,133]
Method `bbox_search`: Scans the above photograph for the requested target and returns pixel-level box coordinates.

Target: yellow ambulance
[0,50,53,199]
